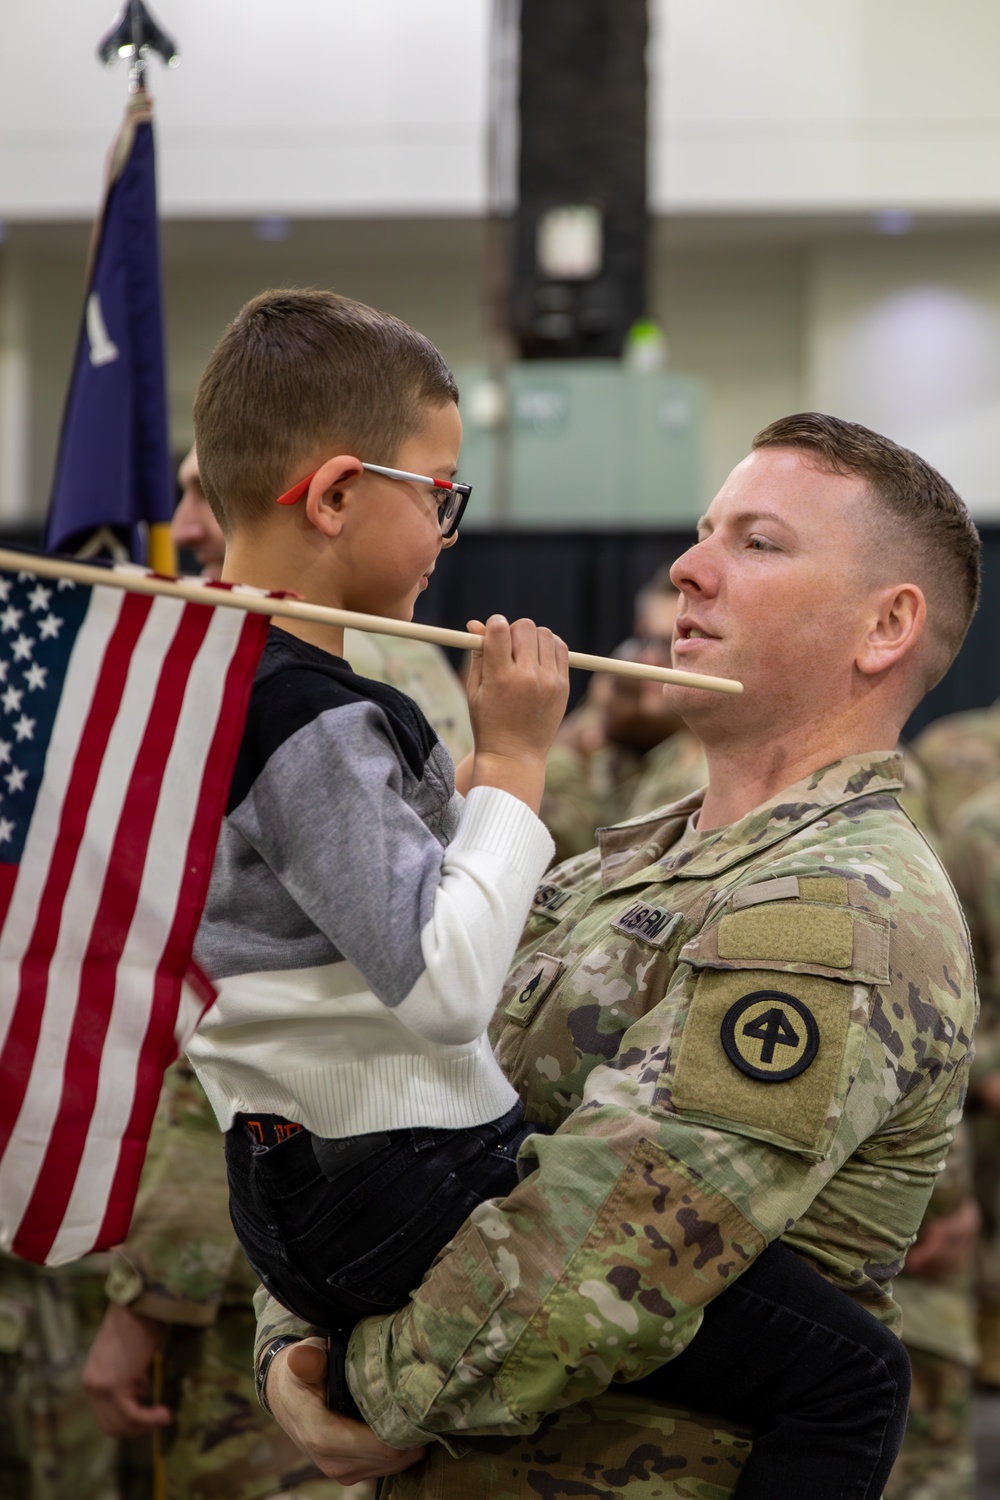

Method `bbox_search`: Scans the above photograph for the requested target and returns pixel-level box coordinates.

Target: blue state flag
[45,94,174,570]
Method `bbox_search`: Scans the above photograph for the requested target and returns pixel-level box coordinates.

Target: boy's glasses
[275,462,472,539]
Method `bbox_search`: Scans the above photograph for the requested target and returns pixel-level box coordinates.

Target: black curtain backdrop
[4,520,997,739]
[413,526,1000,739]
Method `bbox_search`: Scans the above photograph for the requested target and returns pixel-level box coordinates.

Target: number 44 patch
[721,990,820,1082]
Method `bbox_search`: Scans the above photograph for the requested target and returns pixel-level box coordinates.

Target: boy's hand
[266,1338,425,1485]
[466,615,569,813]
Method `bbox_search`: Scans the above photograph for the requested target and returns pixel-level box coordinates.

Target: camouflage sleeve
[106,1062,244,1327]
[252,1285,323,1369]
[347,942,970,1447]
[921,1119,974,1222]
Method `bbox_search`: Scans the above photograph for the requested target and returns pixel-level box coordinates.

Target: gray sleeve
[231,700,454,1005]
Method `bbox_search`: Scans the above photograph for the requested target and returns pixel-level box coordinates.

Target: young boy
[187,290,909,1500]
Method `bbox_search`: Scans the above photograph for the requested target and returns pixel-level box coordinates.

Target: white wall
[4,1,1000,218]
[805,238,1000,517]
[0,0,490,218]
[655,0,1000,211]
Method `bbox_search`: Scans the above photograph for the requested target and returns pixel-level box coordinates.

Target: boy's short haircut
[193,289,460,535]
[753,412,981,690]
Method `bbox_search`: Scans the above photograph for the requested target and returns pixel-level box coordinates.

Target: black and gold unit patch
[720,990,819,1082]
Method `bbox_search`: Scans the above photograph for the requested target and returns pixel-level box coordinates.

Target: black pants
[226,1108,909,1500]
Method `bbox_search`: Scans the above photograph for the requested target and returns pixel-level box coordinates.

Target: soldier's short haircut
[193,289,459,535]
[752,412,981,689]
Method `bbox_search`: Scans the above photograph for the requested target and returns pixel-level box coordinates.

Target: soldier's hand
[976,1069,1000,1114]
[83,1301,172,1436]
[903,1196,981,1278]
[267,1336,426,1484]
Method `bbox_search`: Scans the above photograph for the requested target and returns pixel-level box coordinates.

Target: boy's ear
[303,456,365,537]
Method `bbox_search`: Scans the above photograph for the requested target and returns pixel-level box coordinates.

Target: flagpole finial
[97,1,179,93]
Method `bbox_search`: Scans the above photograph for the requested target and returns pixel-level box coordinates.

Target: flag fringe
[0,548,742,695]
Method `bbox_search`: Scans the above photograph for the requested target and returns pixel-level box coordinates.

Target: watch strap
[255,1335,303,1416]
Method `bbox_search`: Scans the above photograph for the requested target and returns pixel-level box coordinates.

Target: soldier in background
[542,569,706,861]
[85,1063,369,1500]
[914,705,1000,1388]
[0,1250,123,1500]
[914,702,1000,826]
[83,448,473,1499]
[939,779,1000,1394]
[874,747,982,1498]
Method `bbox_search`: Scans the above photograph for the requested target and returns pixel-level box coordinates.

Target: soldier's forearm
[347,1114,766,1445]
[253,1284,322,1371]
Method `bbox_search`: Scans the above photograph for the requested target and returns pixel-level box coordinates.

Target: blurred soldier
[542,573,706,861]
[84,1062,368,1500]
[885,1129,980,1500]
[0,1251,121,1500]
[913,701,1000,825]
[940,781,1000,1389]
[877,749,982,1498]
[170,444,224,580]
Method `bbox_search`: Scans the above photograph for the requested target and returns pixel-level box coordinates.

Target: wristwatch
[255,1335,304,1416]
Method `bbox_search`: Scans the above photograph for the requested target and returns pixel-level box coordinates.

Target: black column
[510,0,649,360]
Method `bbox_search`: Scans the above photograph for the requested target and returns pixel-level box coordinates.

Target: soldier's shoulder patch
[611,900,680,949]
[671,966,869,1157]
[720,989,820,1082]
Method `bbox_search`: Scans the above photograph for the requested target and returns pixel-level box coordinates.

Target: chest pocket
[516,879,586,952]
[669,898,889,1161]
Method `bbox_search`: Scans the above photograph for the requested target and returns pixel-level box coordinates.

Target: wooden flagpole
[0,549,743,696]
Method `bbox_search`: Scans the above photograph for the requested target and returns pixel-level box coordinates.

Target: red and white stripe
[0,583,267,1265]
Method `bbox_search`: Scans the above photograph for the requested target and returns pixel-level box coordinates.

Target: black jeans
[631,1238,910,1500]
[225,1102,533,1328]
[227,1111,909,1500]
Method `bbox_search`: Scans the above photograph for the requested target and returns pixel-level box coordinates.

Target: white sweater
[187,632,554,1138]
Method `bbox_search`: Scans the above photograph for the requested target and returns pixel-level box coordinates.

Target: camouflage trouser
[159,1301,372,1500]
[883,1347,974,1500]
[0,1256,121,1500]
[381,1393,751,1500]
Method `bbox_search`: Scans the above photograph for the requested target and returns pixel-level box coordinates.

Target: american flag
[0,561,269,1266]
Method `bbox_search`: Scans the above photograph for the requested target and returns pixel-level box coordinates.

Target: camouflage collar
[598,751,905,891]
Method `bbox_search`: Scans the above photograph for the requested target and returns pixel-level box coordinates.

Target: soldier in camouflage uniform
[913,703,1000,827]
[253,416,982,1498]
[543,706,707,866]
[880,753,983,1497]
[885,1123,979,1500]
[0,1251,122,1500]
[938,779,1000,1391]
[542,582,706,865]
[84,1061,367,1500]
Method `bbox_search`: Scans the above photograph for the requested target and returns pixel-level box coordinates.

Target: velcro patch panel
[681,901,889,984]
